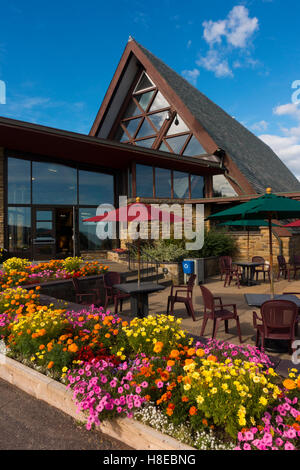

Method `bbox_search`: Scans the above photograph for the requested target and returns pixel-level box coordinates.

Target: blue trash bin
[182,260,194,275]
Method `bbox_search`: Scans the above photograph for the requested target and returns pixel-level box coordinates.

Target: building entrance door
[32,208,56,259]
[32,207,75,260]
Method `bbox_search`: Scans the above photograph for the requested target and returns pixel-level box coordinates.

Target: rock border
[0,353,194,451]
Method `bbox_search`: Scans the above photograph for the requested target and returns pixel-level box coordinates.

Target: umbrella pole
[247,229,250,260]
[268,215,274,299]
[137,235,141,287]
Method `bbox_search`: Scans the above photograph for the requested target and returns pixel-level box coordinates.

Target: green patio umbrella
[208,188,300,297]
[218,219,280,260]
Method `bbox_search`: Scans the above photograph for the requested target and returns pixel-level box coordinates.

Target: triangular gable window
[112,70,208,158]
[134,72,155,93]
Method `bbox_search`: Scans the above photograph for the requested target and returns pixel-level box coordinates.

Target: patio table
[113,282,166,318]
[245,293,300,353]
[234,261,265,286]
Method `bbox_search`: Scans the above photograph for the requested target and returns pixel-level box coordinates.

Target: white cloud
[199,5,259,78]
[258,102,300,180]
[181,68,200,85]
[203,6,258,47]
[197,49,233,78]
[251,120,269,132]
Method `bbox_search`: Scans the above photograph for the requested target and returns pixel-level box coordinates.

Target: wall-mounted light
[174,115,179,126]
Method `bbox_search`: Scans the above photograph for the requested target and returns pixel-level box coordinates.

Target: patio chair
[252,256,270,282]
[72,277,101,306]
[220,256,241,288]
[277,255,300,281]
[253,299,298,353]
[199,285,242,342]
[103,271,131,314]
[166,274,196,321]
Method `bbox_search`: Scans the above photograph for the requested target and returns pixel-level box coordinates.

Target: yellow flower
[259,396,268,406]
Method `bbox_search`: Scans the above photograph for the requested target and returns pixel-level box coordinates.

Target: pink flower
[156,381,164,389]
[284,442,295,451]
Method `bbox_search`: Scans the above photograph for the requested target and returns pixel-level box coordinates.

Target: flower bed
[0,257,109,290]
[0,286,300,450]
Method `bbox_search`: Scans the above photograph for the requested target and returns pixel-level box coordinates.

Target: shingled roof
[135,40,300,194]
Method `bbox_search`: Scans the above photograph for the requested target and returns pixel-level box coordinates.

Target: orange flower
[68,343,78,353]
[207,355,218,362]
[189,406,197,416]
[187,347,196,356]
[167,360,175,367]
[185,358,194,366]
[105,333,111,339]
[39,344,45,350]
[166,408,173,416]
[160,371,170,381]
[169,350,180,359]
[182,396,189,402]
[202,418,208,426]
[283,379,297,390]
[177,375,183,383]
[47,361,54,369]
[196,348,205,357]
[153,341,164,353]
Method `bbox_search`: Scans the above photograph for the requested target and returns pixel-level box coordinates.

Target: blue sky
[1,0,300,179]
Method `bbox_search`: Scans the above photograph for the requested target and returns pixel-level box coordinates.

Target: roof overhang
[0,116,224,176]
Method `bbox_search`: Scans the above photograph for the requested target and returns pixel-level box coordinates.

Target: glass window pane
[36,211,52,221]
[32,162,77,205]
[159,142,170,152]
[148,111,169,131]
[135,118,156,139]
[213,175,237,197]
[8,207,31,252]
[182,136,206,156]
[135,138,156,148]
[123,118,142,138]
[136,164,153,197]
[173,171,189,198]
[155,168,171,198]
[79,170,114,205]
[79,208,112,251]
[190,175,204,199]
[135,72,154,92]
[149,91,169,111]
[7,157,31,204]
[122,99,142,118]
[36,221,53,238]
[167,115,189,135]
[165,134,189,154]
[135,91,155,111]
[114,125,129,142]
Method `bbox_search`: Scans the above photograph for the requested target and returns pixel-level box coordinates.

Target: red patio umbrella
[83,198,185,286]
[283,220,300,227]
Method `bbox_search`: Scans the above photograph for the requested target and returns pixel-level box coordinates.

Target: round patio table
[113,282,166,318]
[245,293,300,353]
[234,260,265,286]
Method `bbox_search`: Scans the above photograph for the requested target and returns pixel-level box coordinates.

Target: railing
[125,242,160,284]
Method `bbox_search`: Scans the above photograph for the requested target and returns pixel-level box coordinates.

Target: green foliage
[62,257,83,273]
[130,229,237,262]
[3,257,30,273]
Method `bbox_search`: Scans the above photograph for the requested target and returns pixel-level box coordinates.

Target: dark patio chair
[219,256,241,288]
[277,255,300,281]
[72,277,101,306]
[253,299,298,353]
[166,274,196,321]
[103,271,131,314]
[199,285,242,342]
[252,256,270,282]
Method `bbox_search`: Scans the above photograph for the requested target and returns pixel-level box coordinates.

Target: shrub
[62,257,83,273]
[3,257,30,273]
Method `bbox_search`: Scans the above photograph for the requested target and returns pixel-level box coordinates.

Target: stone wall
[229,227,300,270]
